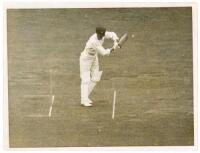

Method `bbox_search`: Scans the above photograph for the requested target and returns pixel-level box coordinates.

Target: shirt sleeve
[104,31,119,41]
[92,41,111,56]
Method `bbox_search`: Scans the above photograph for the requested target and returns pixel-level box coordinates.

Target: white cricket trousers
[79,51,100,103]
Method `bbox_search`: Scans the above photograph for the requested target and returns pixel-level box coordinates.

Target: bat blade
[118,33,128,48]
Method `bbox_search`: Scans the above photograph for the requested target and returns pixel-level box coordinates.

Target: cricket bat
[118,33,128,48]
[111,33,129,52]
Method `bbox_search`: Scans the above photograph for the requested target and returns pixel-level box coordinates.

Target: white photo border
[2,0,199,152]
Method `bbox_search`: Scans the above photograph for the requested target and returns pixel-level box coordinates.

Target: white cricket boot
[81,102,92,107]
[88,98,93,104]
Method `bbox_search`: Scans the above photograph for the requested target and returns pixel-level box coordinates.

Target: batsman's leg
[80,54,93,107]
[88,71,103,95]
[80,73,93,107]
[89,55,102,97]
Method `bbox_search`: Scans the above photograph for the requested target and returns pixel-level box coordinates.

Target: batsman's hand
[110,39,121,53]
[113,40,120,50]
[110,46,119,53]
[110,47,115,53]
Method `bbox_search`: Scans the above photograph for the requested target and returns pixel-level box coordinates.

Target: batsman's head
[96,27,106,40]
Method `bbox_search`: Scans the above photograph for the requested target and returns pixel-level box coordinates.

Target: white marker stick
[112,90,116,119]
[48,95,55,117]
[48,70,55,117]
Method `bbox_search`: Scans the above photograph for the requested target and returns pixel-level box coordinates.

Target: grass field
[7,7,194,147]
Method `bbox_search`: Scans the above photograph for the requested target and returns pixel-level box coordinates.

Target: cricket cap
[96,27,106,35]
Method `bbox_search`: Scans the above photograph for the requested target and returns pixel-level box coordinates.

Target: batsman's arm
[105,32,122,51]
[94,44,112,56]
[105,31,119,42]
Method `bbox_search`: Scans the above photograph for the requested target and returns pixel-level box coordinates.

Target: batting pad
[91,71,103,82]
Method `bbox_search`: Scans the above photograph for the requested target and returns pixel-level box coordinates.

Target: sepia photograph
[4,2,197,149]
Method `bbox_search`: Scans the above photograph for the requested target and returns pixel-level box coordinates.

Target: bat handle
[111,42,121,53]
[113,44,121,51]
[110,47,115,53]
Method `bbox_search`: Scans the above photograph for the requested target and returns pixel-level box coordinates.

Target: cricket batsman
[80,27,119,107]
